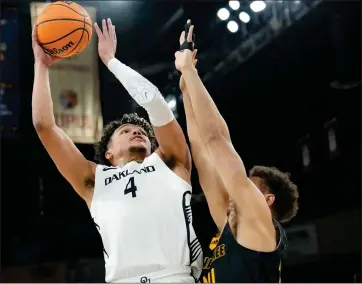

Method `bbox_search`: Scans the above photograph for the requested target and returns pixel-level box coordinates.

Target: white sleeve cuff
[107,58,174,127]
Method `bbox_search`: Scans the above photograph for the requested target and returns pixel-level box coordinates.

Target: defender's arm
[182,87,229,230]
[32,62,95,205]
[182,68,231,144]
[181,66,276,252]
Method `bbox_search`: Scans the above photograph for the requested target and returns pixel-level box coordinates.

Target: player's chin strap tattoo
[107,59,174,127]
[180,22,195,51]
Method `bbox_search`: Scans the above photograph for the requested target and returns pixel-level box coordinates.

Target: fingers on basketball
[31,24,39,46]
[31,24,36,41]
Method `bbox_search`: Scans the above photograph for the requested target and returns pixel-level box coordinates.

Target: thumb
[32,24,39,45]
[48,56,63,67]
[53,57,62,63]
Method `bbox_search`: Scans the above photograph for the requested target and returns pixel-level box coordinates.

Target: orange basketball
[35,1,92,58]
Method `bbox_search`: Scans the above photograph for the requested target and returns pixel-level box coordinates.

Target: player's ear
[265,193,275,207]
[105,150,113,161]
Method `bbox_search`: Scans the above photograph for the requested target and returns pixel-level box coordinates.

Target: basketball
[35,1,92,58]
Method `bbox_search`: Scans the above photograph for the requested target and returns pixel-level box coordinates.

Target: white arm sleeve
[107,58,174,127]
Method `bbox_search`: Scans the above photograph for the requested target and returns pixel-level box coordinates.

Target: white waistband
[109,267,196,283]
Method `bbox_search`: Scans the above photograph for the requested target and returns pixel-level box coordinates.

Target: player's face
[109,124,151,157]
[249,176,275,207]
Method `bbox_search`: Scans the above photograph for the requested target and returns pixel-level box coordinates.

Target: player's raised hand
[94,18,117,66]
[32,25,61,67]
[175,20,195,73]
[179,49,198,92]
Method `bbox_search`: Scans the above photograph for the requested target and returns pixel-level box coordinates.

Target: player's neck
[113,153,146,167]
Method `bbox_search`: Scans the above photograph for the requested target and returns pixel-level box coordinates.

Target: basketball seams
[53,29,89,57]
[65,5,87,55]
[36,18,92,28]
[47,3,86,18]
[37,2,92,58]
[39,27,86,45]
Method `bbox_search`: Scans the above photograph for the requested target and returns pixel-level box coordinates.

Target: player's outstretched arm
[31,26,95,205]
[175,24,231,145]
[180,49,228,230]
[94,19,191,180]
[176,22,276,252]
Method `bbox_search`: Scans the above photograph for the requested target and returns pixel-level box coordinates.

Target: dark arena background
[0,0,360,282]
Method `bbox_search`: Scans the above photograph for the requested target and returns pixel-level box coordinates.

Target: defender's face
[108,124,151,157]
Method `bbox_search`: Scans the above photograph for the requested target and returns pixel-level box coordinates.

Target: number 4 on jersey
[124,177,137,198]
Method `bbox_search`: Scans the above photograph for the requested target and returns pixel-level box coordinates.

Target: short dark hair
[249,165,299,223]
[94,113,158,165]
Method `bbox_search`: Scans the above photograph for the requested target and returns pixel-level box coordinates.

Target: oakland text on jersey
[104,165,156,186]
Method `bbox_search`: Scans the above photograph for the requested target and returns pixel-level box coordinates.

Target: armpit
[84,176,95,189]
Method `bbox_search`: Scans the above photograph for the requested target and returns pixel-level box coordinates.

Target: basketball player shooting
[31,18,202,282]
[177,20,299,283]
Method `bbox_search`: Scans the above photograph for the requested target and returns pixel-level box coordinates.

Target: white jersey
[90,152,203,283]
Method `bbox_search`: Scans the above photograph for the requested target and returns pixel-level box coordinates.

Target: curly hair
[249,165,299,223]
[94,113,158,165]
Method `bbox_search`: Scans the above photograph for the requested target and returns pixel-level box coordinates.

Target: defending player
[177,21,299,283]
[31,18,202,283]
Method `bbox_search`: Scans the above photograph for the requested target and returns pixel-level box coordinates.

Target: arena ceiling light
[239,11,250,23]
[250,1,266,12]
[217,8,230,21]
[228,1,240,11]
[227,20,239,33]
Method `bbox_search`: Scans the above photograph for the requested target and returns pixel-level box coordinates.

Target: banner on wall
[30,2,103,143]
